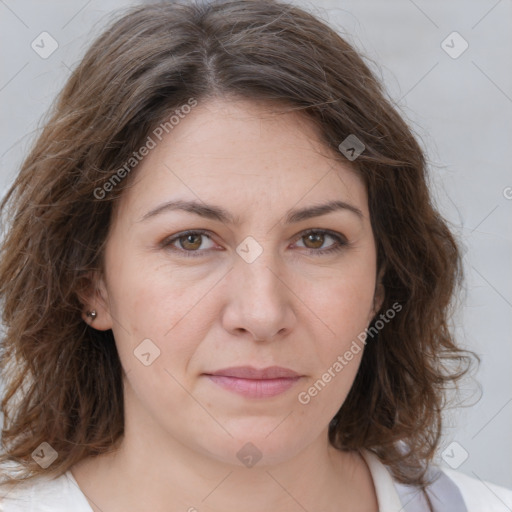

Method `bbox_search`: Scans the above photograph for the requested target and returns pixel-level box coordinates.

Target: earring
[86,310,98,320]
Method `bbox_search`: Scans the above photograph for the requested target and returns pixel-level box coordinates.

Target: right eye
[161,229,220,257]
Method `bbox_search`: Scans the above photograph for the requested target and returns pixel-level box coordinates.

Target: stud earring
[86,310,98,320]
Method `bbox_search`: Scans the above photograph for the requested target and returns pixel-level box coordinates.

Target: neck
[71,387,377,512]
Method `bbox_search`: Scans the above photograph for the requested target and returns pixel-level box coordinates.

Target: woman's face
[91,97,383,466]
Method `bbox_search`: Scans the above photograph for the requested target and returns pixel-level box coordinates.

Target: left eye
[294,230,347,254]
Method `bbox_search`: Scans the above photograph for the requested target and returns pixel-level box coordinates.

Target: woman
[1,1,510,510]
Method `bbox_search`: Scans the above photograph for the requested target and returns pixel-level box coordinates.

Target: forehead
[115,97,369,223]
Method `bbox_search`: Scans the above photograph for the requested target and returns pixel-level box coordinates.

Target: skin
[74,97,384,512]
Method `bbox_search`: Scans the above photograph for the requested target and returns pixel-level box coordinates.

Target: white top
[1,450,512,511]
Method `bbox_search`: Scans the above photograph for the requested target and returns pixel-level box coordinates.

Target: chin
[198,422,314,468]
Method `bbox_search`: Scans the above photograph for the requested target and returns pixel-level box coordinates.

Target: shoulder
[395,464,512,512]
[360,449,512,512]
[0,471,93,512]
[440,467,512,512]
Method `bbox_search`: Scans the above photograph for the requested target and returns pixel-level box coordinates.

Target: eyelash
[161,228,348,258]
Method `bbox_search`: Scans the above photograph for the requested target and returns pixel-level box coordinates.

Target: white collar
[360,448,404,512]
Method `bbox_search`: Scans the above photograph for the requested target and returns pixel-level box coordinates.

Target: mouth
[203,365,303,399]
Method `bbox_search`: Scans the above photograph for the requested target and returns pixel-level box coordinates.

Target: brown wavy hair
[1,0,476,496]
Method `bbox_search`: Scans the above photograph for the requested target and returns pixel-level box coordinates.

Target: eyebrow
[139,198,363,224]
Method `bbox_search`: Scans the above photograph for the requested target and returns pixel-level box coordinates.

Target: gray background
[1,0,511,489]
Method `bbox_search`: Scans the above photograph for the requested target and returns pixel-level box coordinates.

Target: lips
[207,365,300,379]
[204,366,302,399]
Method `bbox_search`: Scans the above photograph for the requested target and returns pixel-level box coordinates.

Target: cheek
[296,279,371,419]
[105,243,200,336]
[105,255,216,382]
[299,258,376,386]
[306,266,376,341]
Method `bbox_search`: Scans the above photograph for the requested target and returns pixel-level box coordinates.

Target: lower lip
[205,375,301,398]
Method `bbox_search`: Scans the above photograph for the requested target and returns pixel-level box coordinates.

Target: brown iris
[179,233,203,250]
[303,232,325,249]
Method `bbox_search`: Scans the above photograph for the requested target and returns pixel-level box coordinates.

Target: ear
[77,271,114,331]
[369,265,386,322]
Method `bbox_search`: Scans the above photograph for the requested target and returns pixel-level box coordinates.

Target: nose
[220,251,296,342]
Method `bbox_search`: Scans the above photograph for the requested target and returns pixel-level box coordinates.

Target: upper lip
[206,366,301,379]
